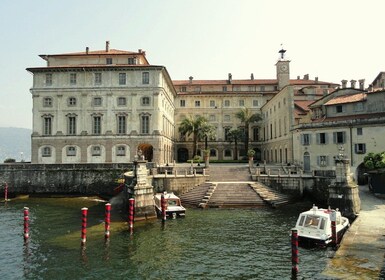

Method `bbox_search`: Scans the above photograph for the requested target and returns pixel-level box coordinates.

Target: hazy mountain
[0,127,31,162]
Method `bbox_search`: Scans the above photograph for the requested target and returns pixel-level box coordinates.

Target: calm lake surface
[0,197,331,279]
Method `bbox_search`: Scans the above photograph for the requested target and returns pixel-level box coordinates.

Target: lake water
[0,197,331,279]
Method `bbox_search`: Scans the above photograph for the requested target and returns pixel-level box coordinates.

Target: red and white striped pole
[331,210,338,247]
[291,229,299,276]
[161,194,167,222]
[23,207,29,241]
[105,203,111,239]
[5,182,8,201]
[128,198,135,234]
[81,207,88,246]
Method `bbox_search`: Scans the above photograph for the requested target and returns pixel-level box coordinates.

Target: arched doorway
[138,143,153,162]
[253,148,262,161]
[356,162,369,185]
[303,152,310,172]
[177,148,189,162]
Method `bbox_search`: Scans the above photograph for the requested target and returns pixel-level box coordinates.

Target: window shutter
[316,133,320,144]
[300,134,304,145]
[333,132,337,143]
[325,156,329,166]
[324,133,328,144]
[354,144,358,153]
[342,131,346,143]
[317,156,320,166]
[363,144,366,154]
[308,134,311,145]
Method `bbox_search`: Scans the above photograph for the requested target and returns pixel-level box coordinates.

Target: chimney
[297,76,300,80]
[303,74,309,80]
[315,77,318,83]
[228,73,232,84]
[105,41,110,52]
[359,79,365,90]
[350,79,356,88]
[189,76,193,84]
[86,47,89,54]
[250,73,254,80]
[138,49,142,53]
[341,80,348,88]
[368,84,373,92]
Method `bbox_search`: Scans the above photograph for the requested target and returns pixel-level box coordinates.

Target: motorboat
[154,192,186,218]
[293,205,350,246]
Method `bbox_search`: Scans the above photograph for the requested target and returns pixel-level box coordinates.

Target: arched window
[92,146,101,156]
[42,146,51,157]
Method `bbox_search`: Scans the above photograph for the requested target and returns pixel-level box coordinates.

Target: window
[43,97,52,107]
[224,115,230,122]
[67,116,76,135]
[68,97,77,106]
[195,100,201,107]
[128,57,137,65]
[70,73,77,85]
[93,97,102,106]
[355,143,366,154]
[224,127,231,141]
[117,97,126,106]
[249,86,256,92]
[317,155,329,167]
[45,74,52,86]
[67,146,76,156]
[354,102,364,112]
[224,100,230,107]
[195,86,201,92]
[117,116,126,134]
[222,86,227,92]
[141,97,150,106]
[95,73,102,85]
[239,99,245,107]
[253,127,259,141]
[119,73,126,85]
[142,72,149,84]
[224,149,232,157]
[93,116,101,134]
[210,149,217,157]
[92,146,101,156]
[141,115,150,134]
[336,105,343,113]
[260,86,265,92]
[333,131,346,144]
[210,100,216,107]
[106,58,112,64]
[209,115,215,121]
[180,100,186,107]
[42,146,51,157]
[301,134,311,145]
[357,127,363,135]
[43,116,52,135]
[181,86,187,92]
[116,146,126,156]
[253,100,259,107]
[316,133,327,144]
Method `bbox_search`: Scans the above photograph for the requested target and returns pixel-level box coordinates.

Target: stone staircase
[179,182,216,207]
[207,164,251,182]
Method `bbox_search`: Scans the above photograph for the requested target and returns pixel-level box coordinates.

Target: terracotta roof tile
[324,93,366,106]
[42,49,140,57]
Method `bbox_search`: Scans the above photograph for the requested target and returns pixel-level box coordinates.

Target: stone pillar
[133,160,157,220]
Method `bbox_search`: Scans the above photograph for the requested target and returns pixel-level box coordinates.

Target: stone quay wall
[0,163,132,197]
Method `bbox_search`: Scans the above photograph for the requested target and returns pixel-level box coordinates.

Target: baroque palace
[27,42,385,179]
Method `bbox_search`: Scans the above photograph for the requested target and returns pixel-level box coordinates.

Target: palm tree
[226,128,244,160]
[235,107,262,154]
[197,122,216,150]
[178,116,208,157]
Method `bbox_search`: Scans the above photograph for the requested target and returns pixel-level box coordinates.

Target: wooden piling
[128,198,135,234]
[104,203,111,239]
[291,229,299,275]
[81,207,88,246]
[23,207,29,241]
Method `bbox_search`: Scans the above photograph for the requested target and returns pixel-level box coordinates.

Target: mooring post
[104,203,111,239]
[161,194,167,222]
[128,198,135,234]
[81,207,88,246]
[291,229,299,276]
[23,207,29,241]
[331,210,338,247]
[5,182,8,202]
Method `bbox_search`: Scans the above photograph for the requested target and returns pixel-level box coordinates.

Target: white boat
[293,205,350,246]
[154,192,186,218]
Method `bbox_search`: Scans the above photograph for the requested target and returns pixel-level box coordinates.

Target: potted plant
[193,155,202,166]
[247,149,256,167]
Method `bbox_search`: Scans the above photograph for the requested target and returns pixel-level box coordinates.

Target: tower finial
[278,44,286,60]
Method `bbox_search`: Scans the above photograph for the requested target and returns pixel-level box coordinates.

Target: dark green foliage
[364,151,385,169]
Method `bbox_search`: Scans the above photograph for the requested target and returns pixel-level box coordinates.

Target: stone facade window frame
[69,73,77,85]
[92,145,101,156]
[43,97,53,107]
[67,146,76,156]
[116,145,126,156]
[42,146,52,157]
[45,73,52,86]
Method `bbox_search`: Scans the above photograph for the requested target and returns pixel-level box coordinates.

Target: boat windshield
[167,200,178,206]
[303,215,320,228]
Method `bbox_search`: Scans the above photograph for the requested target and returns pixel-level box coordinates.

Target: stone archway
[138,143,153,162]
[177,148,189,163]
[356,162,369,185]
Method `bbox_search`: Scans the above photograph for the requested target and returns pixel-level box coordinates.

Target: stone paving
[322,185,385,279]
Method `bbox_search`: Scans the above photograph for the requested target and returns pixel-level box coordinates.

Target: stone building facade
[27,42,176,164]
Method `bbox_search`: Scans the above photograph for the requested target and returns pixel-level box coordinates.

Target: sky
[1,0,384,129]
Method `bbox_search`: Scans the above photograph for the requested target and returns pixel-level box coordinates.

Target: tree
[197,122,216,150]
[227,128,244,160]
[178,116,209,157]
[235,107,262,154]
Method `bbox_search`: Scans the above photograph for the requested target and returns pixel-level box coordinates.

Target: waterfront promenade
[322,185,385,279]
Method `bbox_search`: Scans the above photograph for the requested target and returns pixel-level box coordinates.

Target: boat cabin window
[304,215,320,228]
[319,218,326,230]
[167,200,177,206]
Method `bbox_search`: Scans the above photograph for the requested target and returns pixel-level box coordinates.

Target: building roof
[324,93,366,106]
[26,64,163,72]
[173,79,335,87]
[39,49,142,59]
[311,112,385,123]
[295,100,313,111]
